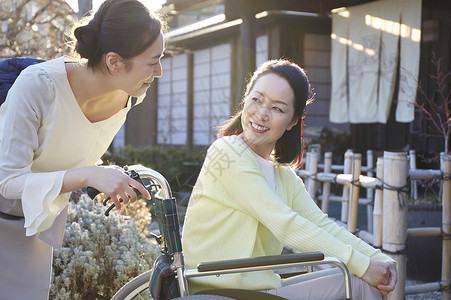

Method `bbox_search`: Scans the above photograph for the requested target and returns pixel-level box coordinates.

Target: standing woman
[182,59,397,299]
[0,0,165,299]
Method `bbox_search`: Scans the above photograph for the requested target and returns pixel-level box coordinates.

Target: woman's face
[240,72,298,159]
[119,32,165,97]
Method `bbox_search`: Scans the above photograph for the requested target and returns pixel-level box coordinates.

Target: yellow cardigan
[182,135,394,293]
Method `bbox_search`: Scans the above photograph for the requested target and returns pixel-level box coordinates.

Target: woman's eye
[273,106,283,113]
[252,97,261,102]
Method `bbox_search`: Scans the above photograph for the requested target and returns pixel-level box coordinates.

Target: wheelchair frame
[112,165,353,300]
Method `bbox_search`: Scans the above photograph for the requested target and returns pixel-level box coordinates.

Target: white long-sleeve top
[0,56,143,247]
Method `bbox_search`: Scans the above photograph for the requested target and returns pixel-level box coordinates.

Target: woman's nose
[153,62,163,78]
[256,105,270,121]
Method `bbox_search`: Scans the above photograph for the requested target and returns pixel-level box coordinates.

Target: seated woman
[181,59,397,300]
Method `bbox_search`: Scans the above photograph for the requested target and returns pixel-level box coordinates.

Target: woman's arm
[202,138,370,277]
[62,166,150,209]
[290,173,395,264]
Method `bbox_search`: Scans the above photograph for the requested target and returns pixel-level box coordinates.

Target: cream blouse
[0,56,144,247]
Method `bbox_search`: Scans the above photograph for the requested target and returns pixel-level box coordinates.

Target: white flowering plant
[50,194,159,300]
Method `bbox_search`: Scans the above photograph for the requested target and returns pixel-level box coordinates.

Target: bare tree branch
[0,0,77,59]
[414,52,451,154]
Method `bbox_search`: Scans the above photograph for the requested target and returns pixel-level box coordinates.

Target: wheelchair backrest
[153,196,182,254]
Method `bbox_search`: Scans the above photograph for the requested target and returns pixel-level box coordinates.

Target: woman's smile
[250,122,269,132]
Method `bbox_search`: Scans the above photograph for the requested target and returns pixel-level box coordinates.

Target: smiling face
[117,32,165,97]
[240,72,298,159]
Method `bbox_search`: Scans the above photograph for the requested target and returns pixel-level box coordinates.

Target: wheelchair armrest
[197,252,324,272]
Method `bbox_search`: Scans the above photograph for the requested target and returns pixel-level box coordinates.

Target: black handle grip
[86,186,101,199]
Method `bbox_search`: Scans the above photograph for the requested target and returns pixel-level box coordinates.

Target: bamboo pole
[308,169,441,183]
[441,153,451,300]
[410,150,418,200]
[405,282,442,294]
[348,154,362,233]
[317,194,374,205]
[310,170,436,188]
[341,150,353,223]
[367,150,374,233]
[407,227,442,237]
[373,157,384,248]
[382,151,409,300]
[321,152,332,213]
[307,151,319,204]
[305,151,310,175]
[410,169,443,180]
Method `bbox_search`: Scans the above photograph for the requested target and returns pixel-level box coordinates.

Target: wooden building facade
[117,0,450,164]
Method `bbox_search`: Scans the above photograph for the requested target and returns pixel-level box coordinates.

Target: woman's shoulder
[8,57,68,110]
[17,56,66,87]
[202,136,256,171]
[22,56,65,72]
[276,164,305,186]
[209,135,250,158]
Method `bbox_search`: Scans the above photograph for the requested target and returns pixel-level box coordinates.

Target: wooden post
[341,150,353,223]
[348,154,362,233]
[366,150,374,233]
[321,152,333,213]
[307,150,319,204]
[373,157,384,248]
[441,153,451,300]
[238,10,256,94]
[305,151,311,176]
[382,151,409,300]
[410,150,418,200]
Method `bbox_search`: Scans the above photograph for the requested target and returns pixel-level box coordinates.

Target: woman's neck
[238,134,273,161]
[66,62,128,122]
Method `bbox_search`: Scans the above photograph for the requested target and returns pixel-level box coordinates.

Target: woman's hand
[63,166,151,210]
[376,262,397,296]
[361,260,397,296]
[89,166,151,210]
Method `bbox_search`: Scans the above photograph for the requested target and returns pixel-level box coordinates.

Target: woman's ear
[105,52,123,73]
[287,118,298,131]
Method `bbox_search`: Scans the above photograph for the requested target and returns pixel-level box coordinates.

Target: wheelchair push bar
[86,164,173,216]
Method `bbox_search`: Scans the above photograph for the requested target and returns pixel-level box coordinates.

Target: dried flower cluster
[50,194,159,300]
[116,197,153,239]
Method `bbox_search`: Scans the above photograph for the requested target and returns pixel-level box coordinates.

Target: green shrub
[309,127,352,164]
[50,194,160,300]
[106,145,205,193]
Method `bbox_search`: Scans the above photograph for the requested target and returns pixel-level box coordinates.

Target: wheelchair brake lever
[149,232,163,245]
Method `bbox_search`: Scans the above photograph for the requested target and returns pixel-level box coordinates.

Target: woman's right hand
[361,260,397,296]
[63,166,151,210]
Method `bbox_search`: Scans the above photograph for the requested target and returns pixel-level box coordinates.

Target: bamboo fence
[297,150,451,300]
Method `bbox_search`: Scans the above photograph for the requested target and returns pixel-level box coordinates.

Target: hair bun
[74,24,100,61]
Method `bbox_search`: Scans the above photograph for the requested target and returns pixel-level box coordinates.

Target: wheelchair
[110,165,353,300]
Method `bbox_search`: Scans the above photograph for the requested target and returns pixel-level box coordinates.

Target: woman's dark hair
[72,0,164,69]
[218,59,314,169]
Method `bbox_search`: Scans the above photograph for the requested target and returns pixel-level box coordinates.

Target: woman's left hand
[361,260,397,296]
[376,262,397,296]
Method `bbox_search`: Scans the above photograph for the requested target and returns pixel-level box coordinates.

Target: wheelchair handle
[126,164,173,198]
[86,165,173,215]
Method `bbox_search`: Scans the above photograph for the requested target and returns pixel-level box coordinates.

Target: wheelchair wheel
[174,296,234,299]
[111,271,232,300]
[111,270,152,300]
